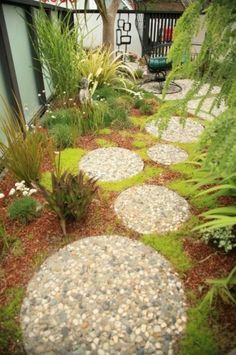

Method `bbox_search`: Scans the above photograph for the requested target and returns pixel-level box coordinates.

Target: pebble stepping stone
[114,185,189,234]
[148,144,188,165]
[145,116,204,143]
[21,235,187,355]
[79,147,144,182]
[187,97,227,120]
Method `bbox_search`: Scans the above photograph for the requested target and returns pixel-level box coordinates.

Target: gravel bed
[145,116,204,143]
[114,185,189,234]
[148,144,188,165]
[79,148,144,182]
[21,236,187,355]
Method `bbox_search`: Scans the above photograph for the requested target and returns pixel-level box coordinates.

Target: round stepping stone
[21,235,187,355]
[145,116,204,143]
[79,147,144,182]
[148,144,188,165]
[114,185,189,234]
[187,97,227,120]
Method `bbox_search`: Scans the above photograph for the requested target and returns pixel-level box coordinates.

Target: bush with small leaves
[201,227,236,253]
[50,124,74,149]
[8,197,38,224]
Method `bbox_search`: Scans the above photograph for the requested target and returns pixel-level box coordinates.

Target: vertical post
[142,13,150,56]
[0,3,24,118]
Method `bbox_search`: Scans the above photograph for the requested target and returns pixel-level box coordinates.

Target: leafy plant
[79,47,134,90]
[42,108,81,129]
[134,68,144,79]
[37,169,97,236]
[50,124,74,149]
[200,266,236,309]
[33,8,84,98]
[201,227,236,253]
[0,101,44,185]
[8,196,38,224]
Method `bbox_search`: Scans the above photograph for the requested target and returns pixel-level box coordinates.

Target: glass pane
[0,60,10,144]
[3,5,40,123]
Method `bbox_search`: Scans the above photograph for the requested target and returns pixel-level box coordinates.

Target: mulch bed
[0,127,236,354]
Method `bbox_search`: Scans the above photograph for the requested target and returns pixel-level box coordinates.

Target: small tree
[85,0,121,50]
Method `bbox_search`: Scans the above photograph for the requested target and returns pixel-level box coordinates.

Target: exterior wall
[76,12,142,56]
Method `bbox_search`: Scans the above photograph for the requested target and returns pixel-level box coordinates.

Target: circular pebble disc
[187,97,227,120]
[148,144,188,165]
[114,185,189,234]
[79,147,144,182]
[145,116,204,143]
[21,236,187,355]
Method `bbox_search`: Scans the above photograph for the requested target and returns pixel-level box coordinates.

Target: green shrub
[201,227,236,253]
[0,103,44,185]
[140,103,155,115]
[134,98,145,109]
[50,124,74,149]
[42,108,81,129]
[8,197,38,224]
[34,9,84,98]
[134,68,144,79]
[37,170,97,236]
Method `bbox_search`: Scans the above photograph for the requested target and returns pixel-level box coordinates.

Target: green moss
[132,140,147,149]
[142,233,192,273]
[179,305,218,355]
[99,166,162,192]
[41,148,86,190]
[130,115,151,129]
[59,148,86,174]
[0,287,24,352]
[134,148,149,161]
[95,138,117,148]
[98,128,112,135]
[168,179,217,209]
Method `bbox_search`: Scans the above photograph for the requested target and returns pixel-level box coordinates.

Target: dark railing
[136,11,182,57]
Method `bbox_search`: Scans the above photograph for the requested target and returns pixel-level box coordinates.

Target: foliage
[33,8,84,98]
[179,303,218,355]
[95,138,116,148]
[79,47,134,90]
[37,169,97,236]
[8,197,38,224]
[133,68,144,79]
[200,266,236,309]
[0,103,44,186]
[42,108,80,129]
[50,124,74,149]
[103,95,133,129]
[0,287,25,353]
[192,172,236,230]
[201,227,236,253]
[142,234,191,273]
[99,166,162,192]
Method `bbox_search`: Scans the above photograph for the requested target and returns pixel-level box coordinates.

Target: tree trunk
[102,15,116,50]
[60,218,67,237]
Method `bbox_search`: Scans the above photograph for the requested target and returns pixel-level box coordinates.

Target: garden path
[21,114,203,354]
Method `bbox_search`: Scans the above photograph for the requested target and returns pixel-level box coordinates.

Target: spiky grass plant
[33,9,85,98]
[79,47,135,90]
[0,101,44,185]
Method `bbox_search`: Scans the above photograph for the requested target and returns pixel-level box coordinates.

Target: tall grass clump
[0,101,44,185]
[33,9,84,98]
[79,47,135,90]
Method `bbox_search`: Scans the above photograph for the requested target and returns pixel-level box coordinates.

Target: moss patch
[99,165,162,192]
[98,128,112,135]
[130,115,152,129]
[0,287,24,352]
[142,234,191,273]
[168,179,217,209]
[41,148,86,190]
[179,304,218,355]
[95,138,117,148]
